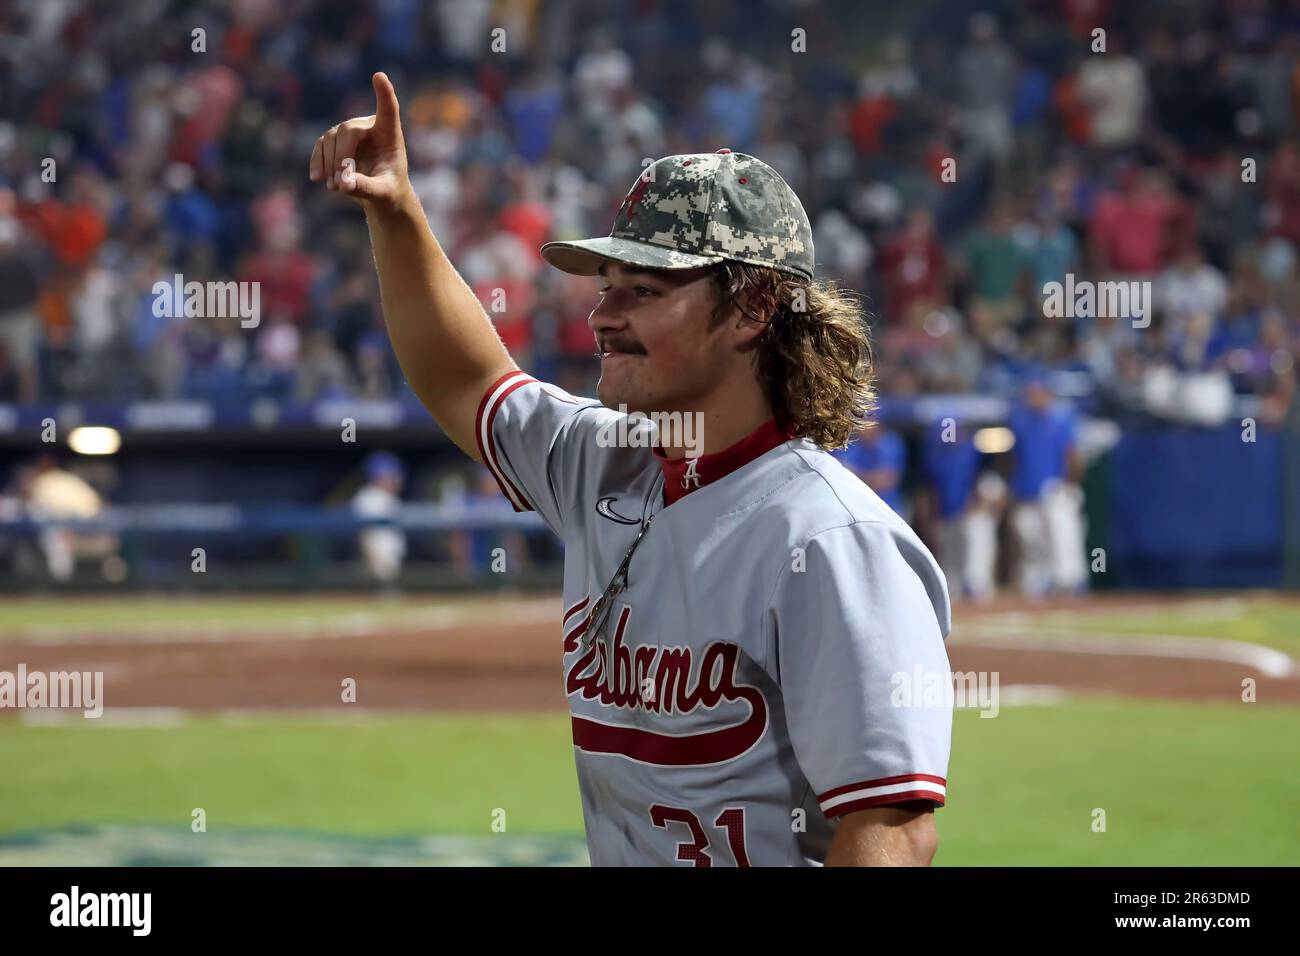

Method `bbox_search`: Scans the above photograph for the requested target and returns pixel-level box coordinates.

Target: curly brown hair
[707,261,875,450]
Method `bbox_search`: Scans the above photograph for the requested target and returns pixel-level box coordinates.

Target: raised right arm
[309,72,516,461]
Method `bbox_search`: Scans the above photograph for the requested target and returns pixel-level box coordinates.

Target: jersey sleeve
[770,520,953,819]
[474,369,610,537]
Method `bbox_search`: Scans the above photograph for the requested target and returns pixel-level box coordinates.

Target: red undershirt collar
[654,417,794,506]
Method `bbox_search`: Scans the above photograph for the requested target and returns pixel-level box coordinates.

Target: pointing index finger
[372,72,401,131]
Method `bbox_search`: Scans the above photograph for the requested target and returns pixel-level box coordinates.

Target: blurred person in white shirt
[352,451,406,585]
[1077,40,1147,150]
[21,456,117,582]
[1155,244,1229,322]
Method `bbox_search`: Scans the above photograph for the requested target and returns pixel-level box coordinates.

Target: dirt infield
[1,595,1297,715]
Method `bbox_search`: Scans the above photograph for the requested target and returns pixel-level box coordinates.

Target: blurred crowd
[834,373,1086,601]
[1,0,1298,426]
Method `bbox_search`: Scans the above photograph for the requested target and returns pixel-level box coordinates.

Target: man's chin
[597,361,670,413]
[596,378,627,410]
[596,370,635,410]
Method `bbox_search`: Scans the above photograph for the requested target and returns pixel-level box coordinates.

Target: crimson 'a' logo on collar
[560,598,768,766]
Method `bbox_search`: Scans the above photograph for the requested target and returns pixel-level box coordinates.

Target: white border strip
[820,780,947,814]
[954,625,1296,678]
[477,372,533,511]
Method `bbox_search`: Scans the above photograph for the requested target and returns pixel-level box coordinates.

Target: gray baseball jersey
[477,370,953,866]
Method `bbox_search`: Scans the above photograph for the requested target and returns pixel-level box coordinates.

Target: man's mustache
[596,338,647,355]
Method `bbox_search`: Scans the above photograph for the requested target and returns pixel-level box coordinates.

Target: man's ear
[729,289,771,350]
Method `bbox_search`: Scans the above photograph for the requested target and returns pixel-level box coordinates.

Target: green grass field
[1,593,1296,865]
[2,698,1296,865]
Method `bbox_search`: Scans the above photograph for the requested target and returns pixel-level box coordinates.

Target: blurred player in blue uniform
[1008,373,1086,597]
[834,424,908,519]
[920,417,1002,602]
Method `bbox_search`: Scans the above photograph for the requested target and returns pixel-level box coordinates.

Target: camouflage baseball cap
[540,149,815,280]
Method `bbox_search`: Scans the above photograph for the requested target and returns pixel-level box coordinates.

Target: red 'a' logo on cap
[622,174,653,220]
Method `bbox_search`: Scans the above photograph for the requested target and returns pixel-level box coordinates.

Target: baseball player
[1008,371,1086,597]
[920,417,1001,602]
[311,73,953,866]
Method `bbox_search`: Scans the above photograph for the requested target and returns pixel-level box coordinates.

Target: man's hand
[309,72,410,211]
[824,804,938,866]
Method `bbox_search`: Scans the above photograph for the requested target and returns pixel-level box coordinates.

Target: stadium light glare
[68,426,122,456]
[973,426,1015,454]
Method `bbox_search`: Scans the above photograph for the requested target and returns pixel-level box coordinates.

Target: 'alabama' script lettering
[562,597,768,765]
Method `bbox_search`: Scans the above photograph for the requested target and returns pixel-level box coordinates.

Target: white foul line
[953,625,1296,679]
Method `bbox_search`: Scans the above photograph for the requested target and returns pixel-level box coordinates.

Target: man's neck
[657,401,775,460]
[653,409,791,506]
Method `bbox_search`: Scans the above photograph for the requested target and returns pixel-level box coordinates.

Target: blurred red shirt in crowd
[879,209,947,322]
[1265,141,1300,247]
[1089,167,1175,274]
[850,91,897,156]
[19,199,105,268]
[239,187,316,325]
[171,65,244,168]
[239,248,315,326]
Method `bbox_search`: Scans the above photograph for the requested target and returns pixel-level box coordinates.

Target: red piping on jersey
[654,417,794,506]
[476,370,535,512]
[823,790,946,816]
[817,773,948,816]
[817,773,947,801]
